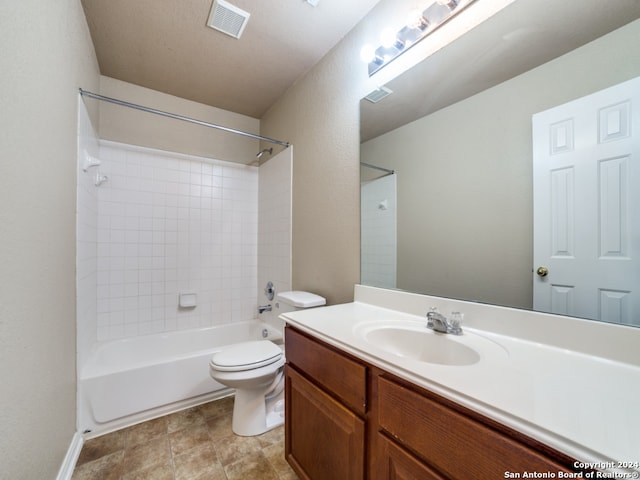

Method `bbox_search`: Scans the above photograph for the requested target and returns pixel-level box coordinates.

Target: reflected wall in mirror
[360,0,640,327]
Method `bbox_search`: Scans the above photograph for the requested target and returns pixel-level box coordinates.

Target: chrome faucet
[426,308,463,335]
[258,304,272,314]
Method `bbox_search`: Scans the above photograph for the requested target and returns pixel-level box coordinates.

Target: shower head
[256,148,273,159]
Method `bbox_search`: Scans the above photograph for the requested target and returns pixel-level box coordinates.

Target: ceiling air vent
[364,86,393,104]
[207,0,250,39]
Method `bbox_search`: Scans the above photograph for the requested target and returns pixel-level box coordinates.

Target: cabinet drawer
[378,376,572,479]
[285,326,367,414]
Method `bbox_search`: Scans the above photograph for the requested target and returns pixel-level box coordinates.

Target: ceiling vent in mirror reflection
[207,0,250,39]
[364,86,393,104]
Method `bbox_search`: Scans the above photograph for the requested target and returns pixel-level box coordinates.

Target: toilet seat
[210,340,283,372]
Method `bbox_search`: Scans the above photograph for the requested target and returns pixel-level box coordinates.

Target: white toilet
[209,290,325,436]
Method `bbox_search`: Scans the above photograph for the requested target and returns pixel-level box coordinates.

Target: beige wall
[361,20,640,309]
[98,76,260,164]
[0,0,100,478]
[260,43,363,304]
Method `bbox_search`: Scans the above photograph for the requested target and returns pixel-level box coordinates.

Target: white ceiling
[81,0,381,119]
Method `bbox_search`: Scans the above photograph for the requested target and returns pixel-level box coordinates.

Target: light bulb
[406,9,424,29]
[380,28,397,48]
[436,0,457,8]
[360,44,376,63]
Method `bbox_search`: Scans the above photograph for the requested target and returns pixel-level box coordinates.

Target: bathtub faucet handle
[264,281,275,301]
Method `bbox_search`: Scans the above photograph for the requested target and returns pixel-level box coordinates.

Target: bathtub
[79,320,282,435]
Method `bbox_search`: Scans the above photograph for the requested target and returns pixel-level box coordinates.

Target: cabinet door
[285,366,365,480]
[376,434,445,480]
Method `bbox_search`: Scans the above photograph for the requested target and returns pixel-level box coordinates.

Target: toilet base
[231,378,285,436]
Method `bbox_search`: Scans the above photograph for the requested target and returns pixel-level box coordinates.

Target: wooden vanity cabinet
[285,327,367,480]
[285,326,581,480]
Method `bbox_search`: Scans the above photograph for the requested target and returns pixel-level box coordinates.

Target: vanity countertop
[280,286,640,476]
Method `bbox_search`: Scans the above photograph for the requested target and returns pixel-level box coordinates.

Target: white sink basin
[354,321,508,366]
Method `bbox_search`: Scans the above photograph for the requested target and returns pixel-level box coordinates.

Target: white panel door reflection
[533,76,640,326]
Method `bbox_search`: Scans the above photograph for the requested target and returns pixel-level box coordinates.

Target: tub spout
[258,304,272,314]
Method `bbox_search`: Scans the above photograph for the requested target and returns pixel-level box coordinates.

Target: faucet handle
[264,281,275,300]
[426,307,439,328]
[449,311,464,335]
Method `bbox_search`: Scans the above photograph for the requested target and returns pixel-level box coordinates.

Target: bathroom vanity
[281,286,640,480]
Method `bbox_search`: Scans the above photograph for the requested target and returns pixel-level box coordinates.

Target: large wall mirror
[360,0,640,326]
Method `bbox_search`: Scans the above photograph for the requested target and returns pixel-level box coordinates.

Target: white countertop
[281,286,640,476]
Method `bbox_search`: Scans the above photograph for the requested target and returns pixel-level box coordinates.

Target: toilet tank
[275,291,326,315]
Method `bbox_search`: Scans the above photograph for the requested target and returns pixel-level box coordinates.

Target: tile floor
[72,396,299,480]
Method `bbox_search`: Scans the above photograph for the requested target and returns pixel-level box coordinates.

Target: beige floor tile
[173,443,225,480]
[125,416,168,448]
[258,425,285,448]
[73,396,296,480]
[176,463,227,480]
[123,436,172,475]
[207,413,233,440]
[224,451,279,480]
[263,443,299,480]
[169,423,212,456]
[166,406,207,434]
[71,450,124,480]
[121,460,174,480]
[76,430,125,466]
[213,433,263,467]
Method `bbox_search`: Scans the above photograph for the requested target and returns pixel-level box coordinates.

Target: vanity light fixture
[361,0,477,76]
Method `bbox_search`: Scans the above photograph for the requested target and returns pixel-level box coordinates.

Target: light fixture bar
[366,0,477,76]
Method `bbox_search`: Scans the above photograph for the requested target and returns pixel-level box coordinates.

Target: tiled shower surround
[77,98,291,353]
[361,173,397,289]
[93,142,259,341]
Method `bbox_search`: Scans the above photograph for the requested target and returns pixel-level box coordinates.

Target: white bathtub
[79,320,282,435]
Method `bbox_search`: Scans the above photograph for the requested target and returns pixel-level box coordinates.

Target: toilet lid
[211,340,283,372]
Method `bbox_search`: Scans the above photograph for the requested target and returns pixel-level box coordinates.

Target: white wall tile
[361,174,397,289]
[93,142,259,341]
[78,136,292,345]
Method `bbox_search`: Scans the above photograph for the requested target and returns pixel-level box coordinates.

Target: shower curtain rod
[360,162,394,175]
[79,88,291,148]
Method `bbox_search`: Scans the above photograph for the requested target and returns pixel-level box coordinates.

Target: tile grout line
[168,428,176,480]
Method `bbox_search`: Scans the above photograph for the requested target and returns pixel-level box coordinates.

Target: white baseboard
[56,432,83,480]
